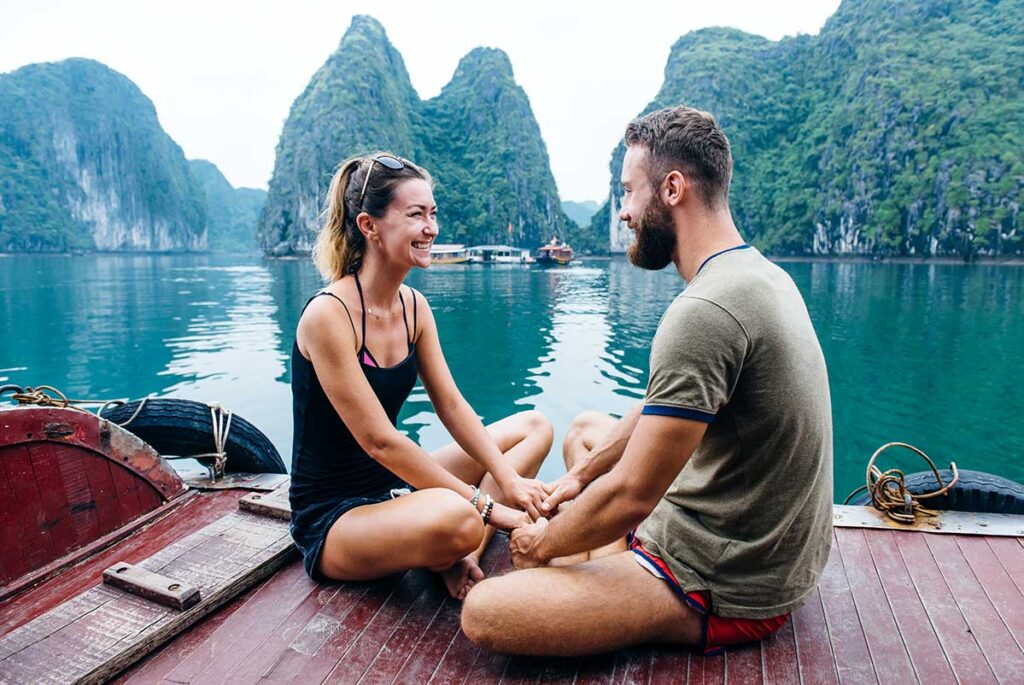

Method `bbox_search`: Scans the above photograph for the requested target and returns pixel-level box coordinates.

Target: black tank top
[289,274,418,507]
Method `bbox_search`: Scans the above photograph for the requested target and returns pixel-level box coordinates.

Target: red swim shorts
[629,535,789,655]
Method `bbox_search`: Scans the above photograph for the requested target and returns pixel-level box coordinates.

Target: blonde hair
[312,152,432,282]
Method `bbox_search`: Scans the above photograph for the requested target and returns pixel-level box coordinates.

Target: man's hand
[510,516,550,569]
[541,472,584,515]
[501,476,548,521]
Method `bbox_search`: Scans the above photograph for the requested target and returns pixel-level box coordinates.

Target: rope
[844,442,959,524]
[4,385,233,479]
[189,403,233,479]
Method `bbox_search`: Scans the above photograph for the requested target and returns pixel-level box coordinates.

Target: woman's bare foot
[441,556,485,599]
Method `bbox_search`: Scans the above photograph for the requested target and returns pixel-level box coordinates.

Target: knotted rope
[3,384,232,479]
[844,442,959,524]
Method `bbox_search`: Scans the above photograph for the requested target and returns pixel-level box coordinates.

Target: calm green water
[1,253,1021,499]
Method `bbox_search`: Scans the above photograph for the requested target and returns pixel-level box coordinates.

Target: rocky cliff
[189,159,266,252]
[0,59,206,252]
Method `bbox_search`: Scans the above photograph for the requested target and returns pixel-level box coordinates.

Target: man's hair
[624,106,732,209]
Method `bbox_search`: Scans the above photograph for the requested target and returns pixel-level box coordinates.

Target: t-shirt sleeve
[643,296,749,423]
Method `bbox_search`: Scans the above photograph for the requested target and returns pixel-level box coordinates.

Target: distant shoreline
[2,251,1023,266]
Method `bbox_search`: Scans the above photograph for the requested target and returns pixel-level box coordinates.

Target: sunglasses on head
[359,155,406,204]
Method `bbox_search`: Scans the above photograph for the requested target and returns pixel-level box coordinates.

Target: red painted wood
[290,577,406,684]
[569,651,615,685]
[956,536,1024,650]
[266,581,377,683]
[988,537,1024,595]
[790,589,838,684]
[25,443,76,559]
[321,570,435,684]
[834,527,916,681]
[723,642,762,684]
[406,540,508,685]
[113,585,257,683]
[897,531,997,683]
[816,532,877,683]
[611,647,652,684]
[648,646,689,684]
[759,618,798,685]
[106,457,144,524]
[55,446,102,546]
[0,489,237,634]
[498,653,545,684]
[924,534,1024,683]
[222,583,345,682]
[3,444,54,574]
[686,650,724,684]
[163,561,315,684]
[79,448,124,535]
[0,446,33,581]
[863,530,956,684]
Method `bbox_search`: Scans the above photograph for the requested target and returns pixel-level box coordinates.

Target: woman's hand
[486,501,532,531]
[500,476,549,521]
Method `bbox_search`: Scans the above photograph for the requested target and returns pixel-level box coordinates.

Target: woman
[290,152,553,599]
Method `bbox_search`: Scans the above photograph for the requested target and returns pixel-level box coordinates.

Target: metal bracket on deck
[102,562,201,611]
[833,504,1024,536]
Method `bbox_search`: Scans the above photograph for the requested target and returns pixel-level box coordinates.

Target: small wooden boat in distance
[536,236,574,265]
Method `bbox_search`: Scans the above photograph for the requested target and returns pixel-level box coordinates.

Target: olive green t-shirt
[635,245,833,619]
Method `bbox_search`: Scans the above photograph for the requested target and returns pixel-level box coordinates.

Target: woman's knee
[418,489,484,560]
[517,410,553,446]
[564,411,606,449]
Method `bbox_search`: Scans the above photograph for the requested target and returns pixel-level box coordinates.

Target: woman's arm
[412,292,548,519]
[300,296,476,498]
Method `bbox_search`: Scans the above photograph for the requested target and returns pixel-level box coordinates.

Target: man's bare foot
[441,556,485,599]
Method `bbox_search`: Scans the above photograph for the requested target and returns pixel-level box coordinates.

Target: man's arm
[513,413,708,566]
[541,403,643,514]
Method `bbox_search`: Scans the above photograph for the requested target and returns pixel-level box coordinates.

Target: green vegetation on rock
[189,160,266,252]
[0,59,206,252]
[259,16,571,255]
[599,0,1023,257]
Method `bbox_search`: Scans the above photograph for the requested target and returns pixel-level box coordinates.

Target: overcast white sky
[1,0,840,202]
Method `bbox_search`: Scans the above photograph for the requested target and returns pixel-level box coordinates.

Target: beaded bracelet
[470,486,481,512]
[481,494,494,525]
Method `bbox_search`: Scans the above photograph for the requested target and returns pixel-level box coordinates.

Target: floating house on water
[429,244,471,264]
[467,245,531,264]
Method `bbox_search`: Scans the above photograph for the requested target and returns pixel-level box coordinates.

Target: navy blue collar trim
[696,244,751,275]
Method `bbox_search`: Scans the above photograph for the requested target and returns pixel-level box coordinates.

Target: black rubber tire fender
[99,398,286,474]
[847,469,1024,515]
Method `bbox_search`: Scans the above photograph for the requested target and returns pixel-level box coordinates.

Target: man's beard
[627,196,676,270]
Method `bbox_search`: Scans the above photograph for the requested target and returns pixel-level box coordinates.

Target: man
[461,106,833,656]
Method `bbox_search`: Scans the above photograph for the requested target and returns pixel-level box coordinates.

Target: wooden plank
[610,646,652,684]
[56,446,101,547]
[0,446,33,581]
[105,459,145,526]
[572,651,615,685]
[897,531,998,683]
[498,653,545,685]
[790,588,838,685]
[957,536,1024,650]
[760,618,798,685]
[408,539,509,685]
[862,530,956,684]
[290,577,408,684]
[26,443,77,562]
[988,537,1024,595]
[685,651,724,685]
[103,562,201,611]
[0,510,295,684]
[722,642,762,684]
[162,561,316,684]
[834,527,916,682]
[648,646,688,685]
[3,444,54,572]
[76,445,126,536]
[321,570,436,683]
[816,533,876,684]
[238,488,291,520]
[925,534,1024,683]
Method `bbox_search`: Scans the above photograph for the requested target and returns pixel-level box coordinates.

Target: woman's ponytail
[313,157,364,282]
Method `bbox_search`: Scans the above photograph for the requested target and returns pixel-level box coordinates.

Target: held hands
[509,516,549,569]
[500,476,549,521]
[540,472,584,515]
[487,500,532,530]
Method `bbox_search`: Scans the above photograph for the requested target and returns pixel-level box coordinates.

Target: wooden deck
[3,493,1022,684]
[97,525,1024,684]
